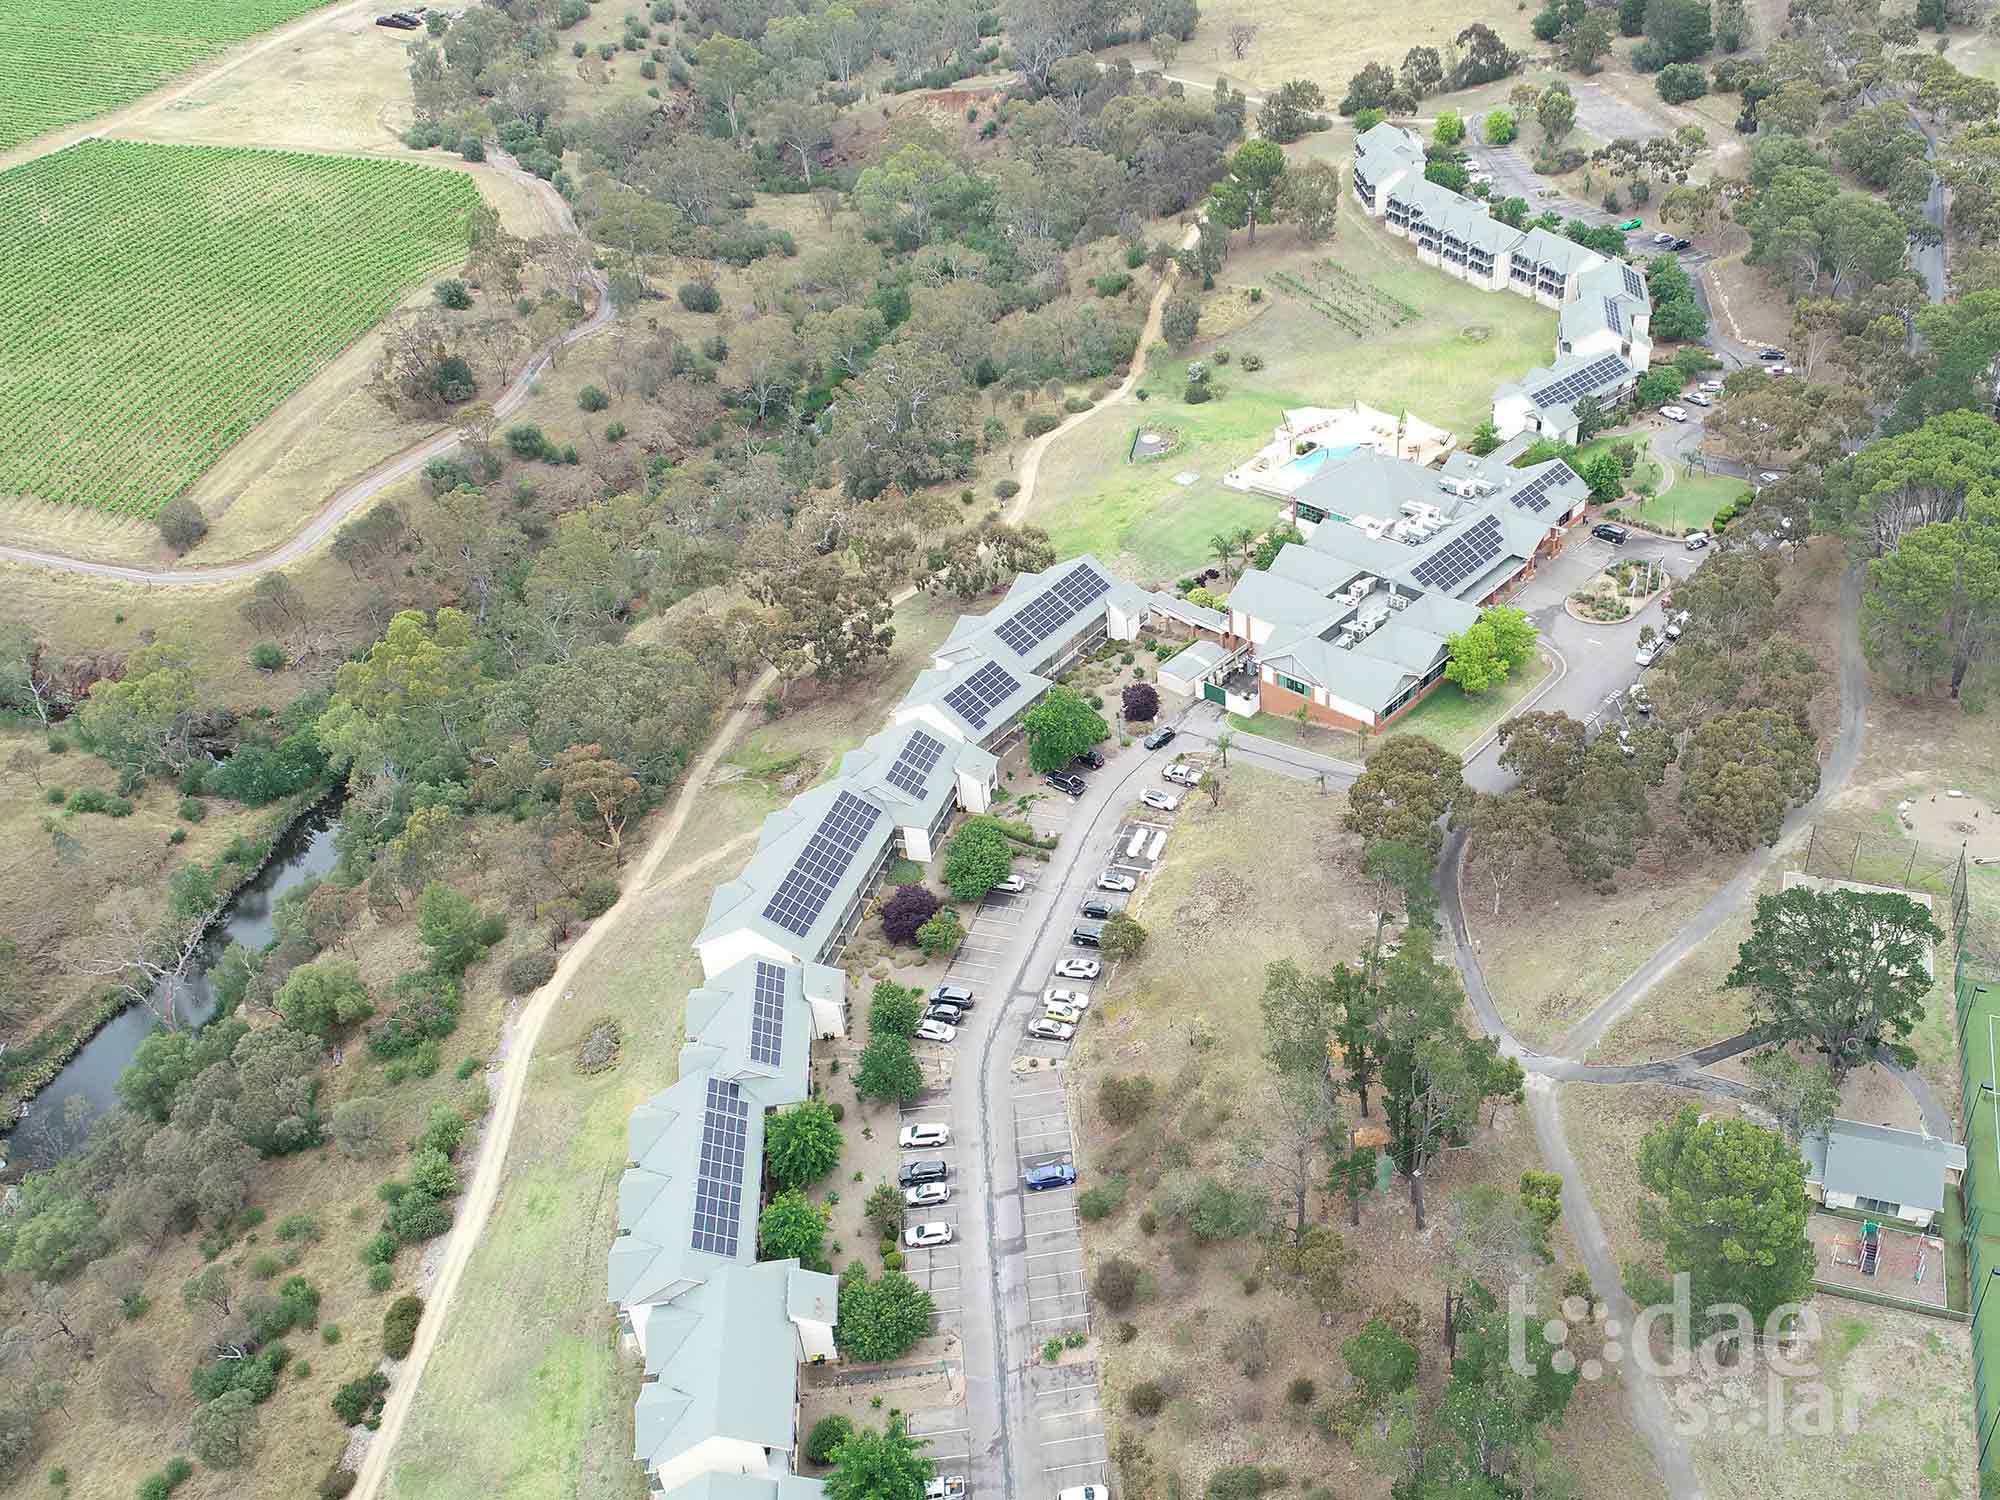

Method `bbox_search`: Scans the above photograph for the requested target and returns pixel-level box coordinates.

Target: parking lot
[1031,1362,1110,1495]
[896,1091,965,1340]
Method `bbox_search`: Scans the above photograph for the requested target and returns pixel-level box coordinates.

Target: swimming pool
[1276,443,1357,484]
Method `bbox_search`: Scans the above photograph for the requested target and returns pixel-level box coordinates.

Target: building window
[1854,1195,1904,1217]
[1275,674,1311,697]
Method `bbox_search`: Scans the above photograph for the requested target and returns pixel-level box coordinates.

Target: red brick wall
[1258,676,1374,734]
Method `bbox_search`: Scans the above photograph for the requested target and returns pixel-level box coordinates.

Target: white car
[899,1123,950,1149]
[904,1221,954,1248]
[1652,231,1676,245]
[1699,380,1723,392]
[1684,530,1710,550]
[1766,364,1792,376]
[1043,987,1092,1010]
[1685,392,1711,407]
[1097,871,1137,892]
[915,1019,957,1043]
[1659,405,1688,422]
[1664,609,1691,640]
[1141,788,1180,812]
[993,874,1027,894]
[1044,999,1085,1023]
[1053,957,1101,980]
[1635,638,1663,667]
[905,1182,952,1207]
[1027,1018,1076,1042]
[1060,1487,1109,1500]
[1758,471,1781,484]
[926,1479,967,1500]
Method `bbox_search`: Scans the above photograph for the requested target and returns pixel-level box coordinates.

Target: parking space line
[1045,1460,1109,1474]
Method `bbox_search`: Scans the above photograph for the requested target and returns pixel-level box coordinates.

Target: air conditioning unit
[1400,501,1444,525]
[1336,630,1359,650]
[1358,613,1388,638]
[1387,592,1411,612]
[1353,515,1391,540]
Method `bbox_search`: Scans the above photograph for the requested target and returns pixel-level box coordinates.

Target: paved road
[0,149,612,585]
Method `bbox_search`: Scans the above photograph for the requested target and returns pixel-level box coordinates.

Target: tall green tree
[1725,886,1944,1079]
[1209,139,1287,244]
[1677,707,1819,852]
[1744,1050,1840,1147]
[1344,735,1464,857]
[1862,499,2000,704]
[1443,607,1538,694]
[757,1189,830,1267]
[1021,684,1109,772]
[825,1414,934,1500]
[765,1100,844,1188]
[833,1268,937,1362]
[1637,1107,1814,1333]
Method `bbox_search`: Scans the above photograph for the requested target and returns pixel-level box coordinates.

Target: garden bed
[1565,557,1668,623]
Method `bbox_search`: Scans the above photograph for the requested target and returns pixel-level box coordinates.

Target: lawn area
[1575,432,1664,491]
[1631,467,1752,536]
[386,589,968,1500]
[1023,208,1559,582]
[1228,650,1553,761]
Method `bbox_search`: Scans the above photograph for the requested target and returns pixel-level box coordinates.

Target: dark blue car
[1023,1162,1077,1192]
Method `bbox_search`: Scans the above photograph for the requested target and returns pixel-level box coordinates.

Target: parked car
[1069,924,1104,948]
[1684,530,1710,550]
[1758,471,1782,484]
[899,1123,951,1149]
[1079,897,1119,920]
[992,874,1026,895]
[1054,956,1101,979]
[924,1003,968,1025]
[1635,638,1664,667]
[1758,348,1788,361]
[1672,237,1693,250]
[931,984,974,1008]
[1044,772,1085,797]
[1024,1162,1078,1191]
[1659,405,1688,422]
[905,1182,951,1207]
[1043,999,1084,1023]
[1143,726,1177,750]
[375,12,422,26]
[1162,762,1201,786]
[1618,217,1643,230]
[1628,683,1653,715]
[904,1221,954,1248]
[1043,987,1092,1010]
[1685,393,1711,407]
[1027,1018,1076,1042]
[1699,379,1724,392]
[899,1159,948,1187]
[1664,609,1692,640]
[1652,231,1676,245]
[1097,871,1137,892]
[915,1019,957,1043]
[1766,364,1793,377]
[1141,788,1181,811]
[925,1477,967,1500]
[1060,1487,1109,1500]
[1592,522,1629,545]
[1072,749,1105,770]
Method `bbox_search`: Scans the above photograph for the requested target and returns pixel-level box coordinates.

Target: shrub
[1094,1255,1143,1311]
[158,497,208,552]
[915,906,964,958]
[995,479,1021,499]
[605,419,627,442]
[434,278,472,309]
[1092,271,1133,297]
[1121,682,1160,723]
[1240,352,1264,371]
[578,875,621,918]
[332,1372,390,1427]
[1207,1466,1285,1500]
[179,796,208,822]
[248,1253,282,1279]
[1286,1375,1316,1406]
[1128,1380,1166,1416]
[361,1230,398,1266]
[1656,62,1708,103]
[319,1470,359,1498]
[505,424,551,460]
[366,1263,394,1292]
[577,384,610,411]
[502,950,558,996]
[1077,1180,1127,1220]
[250,641,286,672]
[382,1294,425,1358]
[276,1211,322,1243]
[1023,412,1061,437]
[1064,395,1094,413]
[678,280,722,312]
[1184,381,1212,404]
[1100,1074,1156,1124]
[1161,294,1200,347]
[322,1323,342,1344]
[805,1414,853,1465]
[880,883,943,943]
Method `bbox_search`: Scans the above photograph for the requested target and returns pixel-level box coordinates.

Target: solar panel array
[760,790,883,939]
[884,730,946,799]
[1620,263,1646,300]
[1409,514,1505,595]
[1603,297,1624,335]
[942,659,1022,731]
[1506,462,1580,515]
[1527,354,1627,412]
[749,960,786,1067]
[690,1077,750,1256]
[993,563,1110,656]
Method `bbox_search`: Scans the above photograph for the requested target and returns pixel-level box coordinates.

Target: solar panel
[1526,354,1627,412]
[690,1077,750,1256]
[942,659,1022,731]
[1408,514,1505,596]
[884,729,947,799]
[1620,263,1646,300]
[749,960,786,1067]
[1603,297,1624,335]
[1506,461,1580,515]
[760,790,883,939]
[993,563,1110,655]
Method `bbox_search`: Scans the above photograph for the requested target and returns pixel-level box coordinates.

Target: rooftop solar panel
[1526,354,1628,412]
[1621,263,1646,300]
[760,790,883,939]
[1604,297,1624,335]
[1408,514,1505,596]
[1507,461,1580,515]
[690,1077,750,1257]
[993,563,1110,656]
[942,659,1022,731]
[883,729,947,799]
[749,960,786,1067]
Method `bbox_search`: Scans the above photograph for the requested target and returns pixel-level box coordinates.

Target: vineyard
[0,139,479,519]
[1269,261,1421,337]
[0,0,338,151]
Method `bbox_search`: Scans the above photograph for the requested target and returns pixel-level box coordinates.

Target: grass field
[0,0,337,150]
[1632,468,1753,535]
[0,139,477,517]
[1023,213,1556,581]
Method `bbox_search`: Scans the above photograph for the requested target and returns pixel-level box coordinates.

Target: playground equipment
[1861,1221,1881,1277]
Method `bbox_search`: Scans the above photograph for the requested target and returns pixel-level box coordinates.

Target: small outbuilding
[1802,1118,1966,1230]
